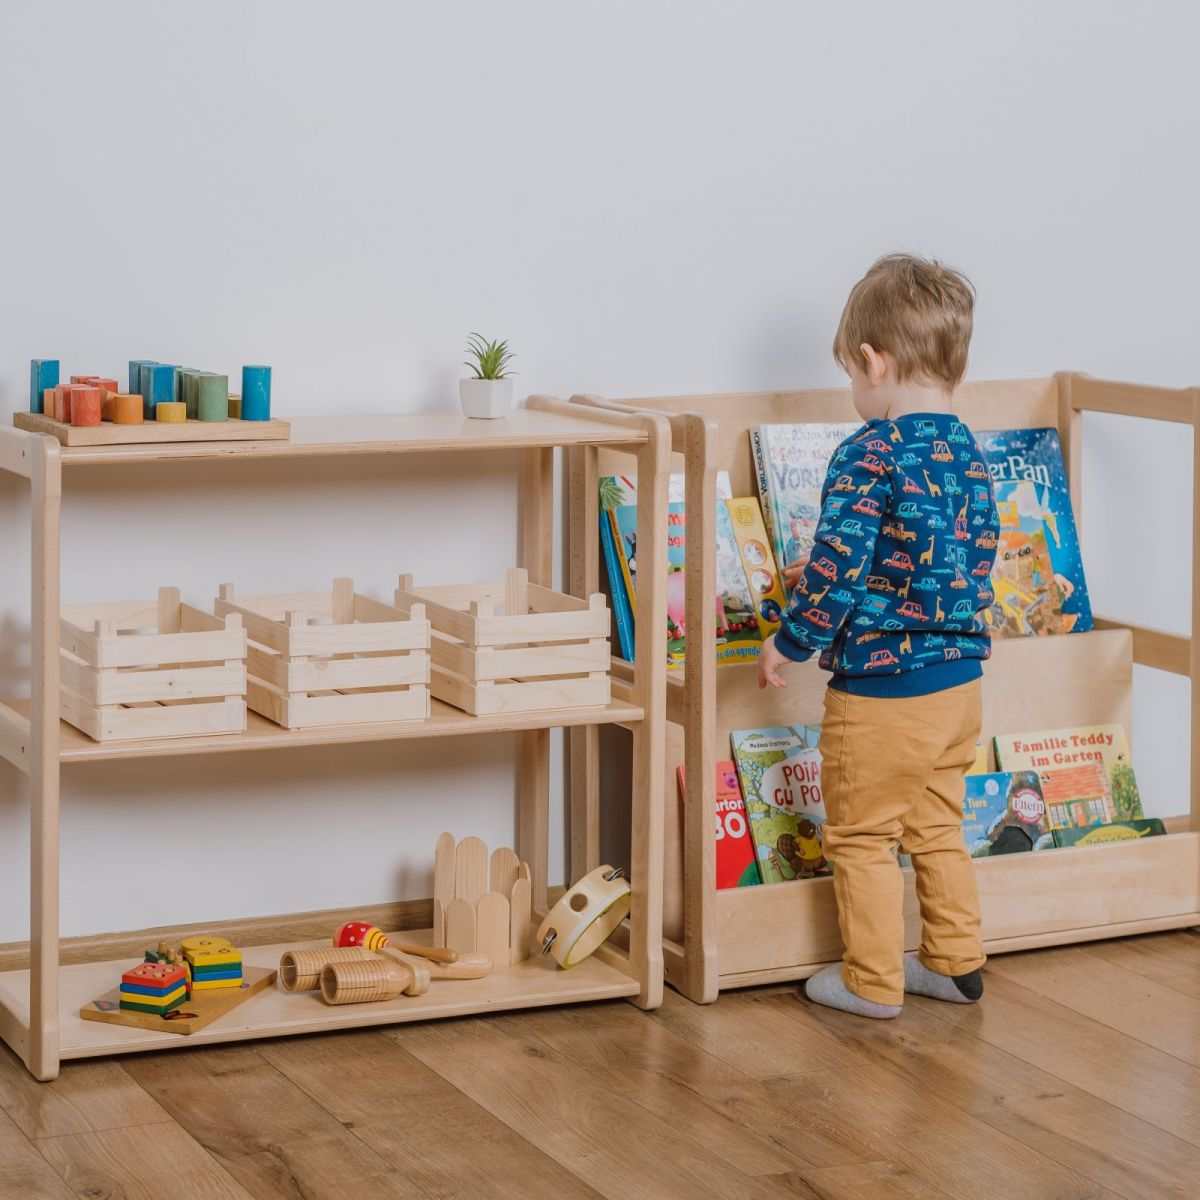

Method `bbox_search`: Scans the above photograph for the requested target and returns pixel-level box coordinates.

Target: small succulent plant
[464,333,516,380]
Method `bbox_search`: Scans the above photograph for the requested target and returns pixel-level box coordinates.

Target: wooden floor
[2,931,1199,1200]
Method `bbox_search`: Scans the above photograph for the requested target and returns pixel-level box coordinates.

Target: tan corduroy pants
[818,679,986,1006]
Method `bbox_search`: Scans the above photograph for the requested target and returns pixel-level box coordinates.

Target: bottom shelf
[0,930,639,1060]
[699,830,1200,984]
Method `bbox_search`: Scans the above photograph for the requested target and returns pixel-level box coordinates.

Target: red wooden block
[121,961,186,989]
[71,387,102,427]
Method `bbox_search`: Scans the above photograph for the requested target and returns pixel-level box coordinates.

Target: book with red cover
[677,760,761,889]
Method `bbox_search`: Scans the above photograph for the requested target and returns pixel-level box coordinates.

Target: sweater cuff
[774,627,816,663]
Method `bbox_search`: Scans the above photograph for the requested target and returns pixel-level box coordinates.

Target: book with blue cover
[977,427,1092,637]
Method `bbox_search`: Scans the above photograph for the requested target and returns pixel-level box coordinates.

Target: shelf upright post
[1192,389,1200,831]
[517,446,555,914]
[29,432,62,1080]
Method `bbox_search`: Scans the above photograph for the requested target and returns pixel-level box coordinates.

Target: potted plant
[460,333,516,419]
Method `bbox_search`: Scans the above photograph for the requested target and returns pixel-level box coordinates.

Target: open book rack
[565,375,1200,1003]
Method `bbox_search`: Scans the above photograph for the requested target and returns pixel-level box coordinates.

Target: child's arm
[771,439,893,666]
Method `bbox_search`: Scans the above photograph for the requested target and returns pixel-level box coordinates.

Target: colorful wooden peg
[112,393,144,424]
[196,373,229,422]
[156,401,186,423]
[240,364,271,421]
[29,359,59,414]
[70,387,102,427]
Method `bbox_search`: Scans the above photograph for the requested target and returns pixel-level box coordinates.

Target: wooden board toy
[18,356,287,446]
[81,966,276,1037]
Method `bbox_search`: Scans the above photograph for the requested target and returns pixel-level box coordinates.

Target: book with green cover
[730,725,830,883]
[1051,818,1165,848]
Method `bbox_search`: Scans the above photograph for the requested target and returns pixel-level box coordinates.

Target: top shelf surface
[45,408,647,467]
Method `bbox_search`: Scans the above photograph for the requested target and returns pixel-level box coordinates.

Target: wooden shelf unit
[0,400,672,1080]
[564,375,1200,1003]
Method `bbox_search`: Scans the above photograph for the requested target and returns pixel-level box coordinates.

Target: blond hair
[833,254,975,387]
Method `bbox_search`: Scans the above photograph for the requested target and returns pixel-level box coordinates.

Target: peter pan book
[677,760,761,889]
[752,422,860,575]
[976,428,1092,637]
[1051,818,1165,848]
[994,724,1143,824]
[730,725,830,883]
[726,496,789,637]
[961,772,1054,857]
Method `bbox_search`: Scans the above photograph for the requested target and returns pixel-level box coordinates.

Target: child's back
[759,254,998,1020]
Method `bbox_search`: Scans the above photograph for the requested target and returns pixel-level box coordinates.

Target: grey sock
[904,952,983,1004]
[803,963,902,1020]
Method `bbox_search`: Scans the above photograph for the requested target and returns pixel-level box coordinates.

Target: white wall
[1,1,1197,940]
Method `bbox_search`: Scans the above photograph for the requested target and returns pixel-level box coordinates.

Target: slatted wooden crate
[214,578,430,729]
[59,587,246,742]
[393,568,610,716]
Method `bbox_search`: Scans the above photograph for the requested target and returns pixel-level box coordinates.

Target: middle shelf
[11,697,644,765]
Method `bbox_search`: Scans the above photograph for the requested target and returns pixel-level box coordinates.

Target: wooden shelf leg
[28,437,62,1081]
[518,728,550,913]
[565,446,601,882]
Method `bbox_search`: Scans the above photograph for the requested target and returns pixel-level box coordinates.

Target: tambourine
[536,865,631,968]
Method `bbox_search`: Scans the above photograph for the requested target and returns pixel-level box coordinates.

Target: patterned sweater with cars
[774,413,1001,698]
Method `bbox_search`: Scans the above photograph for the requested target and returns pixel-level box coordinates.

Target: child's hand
[781,561,805,590]
[758,634,790,690]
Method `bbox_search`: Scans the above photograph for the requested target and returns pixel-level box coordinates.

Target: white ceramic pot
[459,377,515,419]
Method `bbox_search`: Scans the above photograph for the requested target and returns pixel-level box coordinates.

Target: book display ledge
[0,401,671,1080]
[565,375,1200,1003]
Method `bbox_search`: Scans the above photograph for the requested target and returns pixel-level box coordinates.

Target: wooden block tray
[79,965,276,1037]
[14,411,290,447]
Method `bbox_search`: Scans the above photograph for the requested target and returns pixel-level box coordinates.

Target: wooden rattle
[536,866,631,969]
[391,951,493,981]
[333,921,457,965]
[319,957,429,1005]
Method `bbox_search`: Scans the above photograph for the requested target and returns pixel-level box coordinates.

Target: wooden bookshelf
[564,375,1200,1003]
[0,397,671,1079]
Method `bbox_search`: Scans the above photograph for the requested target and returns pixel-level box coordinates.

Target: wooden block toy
[213,580,429,729]
[181,934,243,990]
[227,394,242,419]
[178,368,201,418]
[58,385,75,424]
[112,393,144,424]
[143,363,177,417]
[394,569,611,716]
[241,364,272,421]
[29,359,59,414]
[197,372,229,421]
[119,961,188,1014]
[128,359,153,393]
[156,401,186,423]
[70,387,102,427]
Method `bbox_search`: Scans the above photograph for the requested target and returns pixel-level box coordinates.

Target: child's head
[834,254,974,420]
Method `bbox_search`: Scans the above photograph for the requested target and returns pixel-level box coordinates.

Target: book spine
[750,428,776,559]
[600,507,635,662]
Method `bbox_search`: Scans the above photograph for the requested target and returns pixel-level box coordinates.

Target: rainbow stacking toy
[182,935,244,991]
[119,961,189,1015]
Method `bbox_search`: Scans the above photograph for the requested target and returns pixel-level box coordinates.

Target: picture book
[961,772,1054,856]
[1051,818,1165,849]
[599,499,635,662]
[714,496,764,665]
[726,496,789,636]
[677,761,761,888]
[730,725,830,883]
[994,724,1143,823]
[607,471,733,670]
[976,428,1092,637]
[752,422,860,574]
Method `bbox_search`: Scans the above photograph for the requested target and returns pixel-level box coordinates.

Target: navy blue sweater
[774,413,1000,697]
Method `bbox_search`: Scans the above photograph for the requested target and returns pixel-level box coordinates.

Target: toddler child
[757,254,999,1018]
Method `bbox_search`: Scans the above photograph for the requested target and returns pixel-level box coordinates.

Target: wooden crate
[393,568,610,716]
[214,579,430,729]
[59,587,246,742]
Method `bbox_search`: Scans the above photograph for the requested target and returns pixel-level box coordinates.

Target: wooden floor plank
[792,1160,957,1200]
[258,1029,606,1200]
[37,1121,252,1200]
[0,1043,168,1139]
[921,969,1200,1147]
[793,986,1200,1200]
[506,1002,816,1176]
[122,1044,425,1200]
[0,1110,75,1200]
[988,944,1200,1067]
[1086,930,1200,1001]
[394,1008,827,1200]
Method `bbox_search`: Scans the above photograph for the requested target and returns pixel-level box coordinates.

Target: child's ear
[860,343,889,386]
